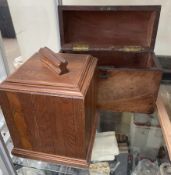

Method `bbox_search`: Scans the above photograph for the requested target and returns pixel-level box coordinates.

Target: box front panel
[0,91,86,159]
[97,69,162,113]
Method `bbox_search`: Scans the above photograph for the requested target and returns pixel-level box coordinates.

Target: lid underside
[59,6,160,50]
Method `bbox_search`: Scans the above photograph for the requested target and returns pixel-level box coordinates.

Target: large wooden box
[0,49,97,168]
[58,5,162,113]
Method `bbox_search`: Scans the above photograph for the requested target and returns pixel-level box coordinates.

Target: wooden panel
[84,75,96,154]
[0,48,97,168]
[12,93,54,154]
[0,91,22,148]
[12,148,89,168]
[2,91,86,159]
[11,111,98,168]
[97,69,162,113]
[156,95,171,160]
[66,51,155,67]
[59,6,160,50]
[5,53,91,90]
[62,50,162,113]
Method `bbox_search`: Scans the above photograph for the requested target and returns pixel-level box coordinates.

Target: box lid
[0,48,97,97]
[58,5,161,52]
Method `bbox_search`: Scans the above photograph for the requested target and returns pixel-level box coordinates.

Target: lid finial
[39,47,68,75]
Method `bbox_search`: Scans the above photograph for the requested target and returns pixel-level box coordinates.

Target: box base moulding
[12,111,99,168]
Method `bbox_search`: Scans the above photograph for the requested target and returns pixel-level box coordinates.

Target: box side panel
[97,69,162,113]
[70,98,86,158]
[0,90,86,159]
[0,91,23,148]
[84,74,96,155]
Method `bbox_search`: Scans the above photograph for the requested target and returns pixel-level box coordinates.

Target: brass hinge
[117,46,145,52]
[72,43,89,51]
[72,44,144,52]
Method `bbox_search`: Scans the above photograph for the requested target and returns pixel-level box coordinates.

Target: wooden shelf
[156,94,171,160]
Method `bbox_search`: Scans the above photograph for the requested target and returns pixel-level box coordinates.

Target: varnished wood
[62,51,162,113]
[58,5,161,50]
[0,51,97,168]
[11,111,99,168]
[59,5,162,113]
[97,67,162,113]
[95,52,162,113]
[12,148,89,168]
[0,53,96,96]
[156,95,171,160]
[39,47,69,75]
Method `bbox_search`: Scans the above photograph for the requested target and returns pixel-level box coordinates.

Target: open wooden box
[58,5,162,113]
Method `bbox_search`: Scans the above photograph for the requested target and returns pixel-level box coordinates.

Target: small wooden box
[0,50,97,168]
[58,5,162,113]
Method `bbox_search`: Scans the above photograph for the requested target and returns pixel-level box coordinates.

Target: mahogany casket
[0,48,97,168]
[58,5,163,113]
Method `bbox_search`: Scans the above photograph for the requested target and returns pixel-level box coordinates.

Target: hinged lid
[0,48,97,96]
[58,5,161,52]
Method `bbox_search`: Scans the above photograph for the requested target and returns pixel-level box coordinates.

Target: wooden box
[0,48,97,168]
[58,5,162,113]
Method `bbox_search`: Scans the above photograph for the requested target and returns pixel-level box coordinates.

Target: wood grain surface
[59,5,160,50]
[0,52,97,168]
[156,95,171,160]
[59,5,162,113]
[97,68,162,113]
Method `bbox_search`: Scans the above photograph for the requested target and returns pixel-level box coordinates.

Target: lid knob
[39,47,68,75]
